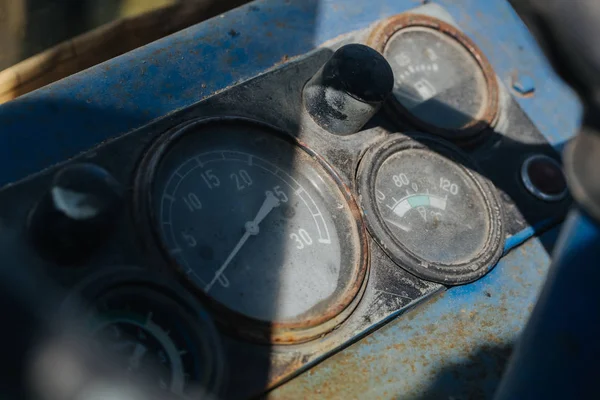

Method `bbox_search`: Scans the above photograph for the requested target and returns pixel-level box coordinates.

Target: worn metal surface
[496,210,600,399]
[0,47,444,398]
[0,0,579,188]
[269,227,560,399]
[0,0,583,398]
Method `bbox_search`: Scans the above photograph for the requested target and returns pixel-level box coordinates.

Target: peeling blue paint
[0,0,580,187]
[270,227,559,399]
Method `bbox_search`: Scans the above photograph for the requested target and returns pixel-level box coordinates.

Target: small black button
[521,155,567,201]
[28,163,123,264]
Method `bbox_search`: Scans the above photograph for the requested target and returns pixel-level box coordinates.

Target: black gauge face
[91,292,195,395]
[367,15,499,140]
[138,120,367,342]
[385,27,488,131]
[71,276,223,398]
[358,135,504,284]
[375,149,488,264]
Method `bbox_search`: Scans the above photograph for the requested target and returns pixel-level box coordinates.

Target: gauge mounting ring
[132,117,369,345]
[357,134,504,285]
[61,267,225,397]
[366,14,500,142]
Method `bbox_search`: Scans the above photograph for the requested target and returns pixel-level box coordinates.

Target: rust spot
[480,320,494,328]
[393,343,407,351]
[424,324,435,334]
[228,29,240,38]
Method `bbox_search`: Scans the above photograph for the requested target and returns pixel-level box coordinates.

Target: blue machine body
[0,0,589,398]
[0,0,580,186]
[495,209,600,400]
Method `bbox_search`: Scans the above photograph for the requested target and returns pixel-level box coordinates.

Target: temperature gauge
[367,14,499,141]
[357,135,504,284]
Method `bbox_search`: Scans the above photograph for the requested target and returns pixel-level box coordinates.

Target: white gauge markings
[160,151,333,290]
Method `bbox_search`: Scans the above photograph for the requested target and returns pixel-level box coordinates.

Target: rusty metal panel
[268,228,559,399]
[0,0,580,187]
[0,0,582,398]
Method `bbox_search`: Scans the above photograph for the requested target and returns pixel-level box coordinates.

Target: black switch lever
[303,43,394,135]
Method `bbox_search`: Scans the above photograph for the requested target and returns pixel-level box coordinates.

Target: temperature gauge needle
[205,190,280,292]
[384,218,411,232]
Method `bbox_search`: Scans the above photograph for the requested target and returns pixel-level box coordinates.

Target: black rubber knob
[28,163,123,264]
[303,44,394,135]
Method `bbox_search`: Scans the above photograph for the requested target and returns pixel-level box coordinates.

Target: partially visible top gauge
[134,118,368,344]
[357,135,504,284]
[64,269,224,398]
[367,14,499,141]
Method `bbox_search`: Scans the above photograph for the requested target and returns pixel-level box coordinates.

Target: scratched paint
[0,0,582,397]
[268,227,560,399]
[0,0,579,188]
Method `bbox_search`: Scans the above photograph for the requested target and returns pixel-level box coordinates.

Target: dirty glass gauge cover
[367,14,499,141]
[63,269,224,398]
[135,119,368,343]
[357,135,504,284]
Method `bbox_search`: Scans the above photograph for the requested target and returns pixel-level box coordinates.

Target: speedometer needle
[205,190,281,292]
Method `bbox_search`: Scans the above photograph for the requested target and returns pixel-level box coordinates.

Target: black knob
[303,44,394,135]
[28,163,123,264]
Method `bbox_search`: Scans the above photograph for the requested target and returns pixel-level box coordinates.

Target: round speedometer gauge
[135,119,367,343]
[357,135,504,284]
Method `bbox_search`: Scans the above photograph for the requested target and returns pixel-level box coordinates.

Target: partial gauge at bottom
[357,135,504,284]
[65,269,224,398]
[135,118,368,344]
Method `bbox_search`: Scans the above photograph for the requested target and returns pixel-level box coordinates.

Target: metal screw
[511,72,535,97]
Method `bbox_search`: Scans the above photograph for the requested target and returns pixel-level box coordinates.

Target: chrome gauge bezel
[133,117,369,344]
[366,13,500,142]
[357,134,504,285]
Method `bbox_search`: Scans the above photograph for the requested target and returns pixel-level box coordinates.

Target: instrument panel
[0,4,572,399]
[135,119,368,344]
[357,135,504,284]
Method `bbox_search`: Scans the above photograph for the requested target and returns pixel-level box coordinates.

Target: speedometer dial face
[367,14,499,140]
[136,119,367,343]
[357,135,504,284]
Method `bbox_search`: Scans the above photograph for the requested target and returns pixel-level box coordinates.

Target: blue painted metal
[0,0,579,188]
[503,218,560,253]
[269,227,559,399]
[0,0,583,397]
[495,210,600,399]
